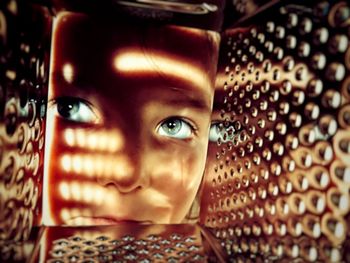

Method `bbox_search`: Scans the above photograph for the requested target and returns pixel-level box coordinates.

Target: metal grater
[1,0,350,262]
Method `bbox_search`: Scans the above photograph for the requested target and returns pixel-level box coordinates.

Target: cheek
[203,143,219,178]
[172,149,207,222]
[44,125,69,224]
[180,150,206,190]
[183,139,209,194]
[152,140,207,188]
[44,116,67,224]
[44,119,106,224]
[151,140,207,204]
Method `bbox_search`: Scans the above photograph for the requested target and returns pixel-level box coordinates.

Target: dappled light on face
[63,128,124,152]
[63,128,75,146]
[60,208,93,225]
[113,50,210,90]
[61,154,72,172]
[71,181,83,202]
[59,181,70,200]
[58,181,117,205]
[72,155,83,174]
[62,63,75,84]
[59,154,134,180]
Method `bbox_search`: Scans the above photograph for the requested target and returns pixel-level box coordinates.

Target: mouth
[67,216,152,226]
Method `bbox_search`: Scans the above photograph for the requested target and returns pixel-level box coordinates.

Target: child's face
[43,13,219,225]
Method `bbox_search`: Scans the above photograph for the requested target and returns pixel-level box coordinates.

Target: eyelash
[50,97,199,140]
[50,96,100,124]
[157,117,198,140]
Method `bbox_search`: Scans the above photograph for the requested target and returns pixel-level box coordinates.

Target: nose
[94,100,149,193]
[96,151,149,193]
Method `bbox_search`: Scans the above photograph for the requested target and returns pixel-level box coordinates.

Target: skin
[43,12,219,225]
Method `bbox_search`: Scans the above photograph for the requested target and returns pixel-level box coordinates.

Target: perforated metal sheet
[0,0,51,260]
[223,0,279,27]
[200,1,350,262]
[1,0,350,262]
[29,224,224,262]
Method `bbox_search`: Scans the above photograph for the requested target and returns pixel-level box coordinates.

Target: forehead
[51,12,219,95]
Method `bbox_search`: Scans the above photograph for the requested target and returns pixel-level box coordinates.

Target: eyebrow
[162,95,212,113]
[172,85,214,110]
[50,72,212,111]
[49,73,96,100]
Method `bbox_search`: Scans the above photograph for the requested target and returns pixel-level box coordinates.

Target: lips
[67,216,151,226]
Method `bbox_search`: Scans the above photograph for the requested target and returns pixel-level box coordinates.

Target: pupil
[57,99,78,118]
[165,119,181,134]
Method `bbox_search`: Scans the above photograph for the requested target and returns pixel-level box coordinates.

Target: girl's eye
[209,122,238,142]
[157,117,193,140]
[53,97,99,124]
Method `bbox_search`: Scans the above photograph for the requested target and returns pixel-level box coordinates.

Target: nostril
[116,183,143,194]
[105,177,144,194]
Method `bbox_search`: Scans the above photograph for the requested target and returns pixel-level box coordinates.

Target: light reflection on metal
[201,1,350,262]
[116,0,218,15]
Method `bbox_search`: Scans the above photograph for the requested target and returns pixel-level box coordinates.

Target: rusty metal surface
[201,0,350,261]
